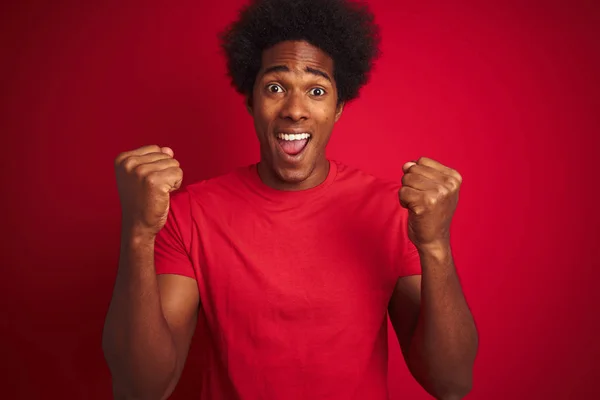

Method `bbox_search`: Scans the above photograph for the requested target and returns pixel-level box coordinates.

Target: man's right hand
[114,145,183,237]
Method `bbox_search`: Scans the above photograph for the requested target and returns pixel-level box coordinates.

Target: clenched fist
[399,157,462,250]
[114,145,183,237]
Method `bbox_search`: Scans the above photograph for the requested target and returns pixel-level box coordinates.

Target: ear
[334,101,345,122]
[246,95,253,115]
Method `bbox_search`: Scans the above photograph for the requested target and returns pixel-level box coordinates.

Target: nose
[279,91,309,122]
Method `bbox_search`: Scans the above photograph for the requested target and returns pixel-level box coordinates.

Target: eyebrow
[262,65,332,82]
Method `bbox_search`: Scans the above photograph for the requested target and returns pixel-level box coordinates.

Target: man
[102,0,478,399]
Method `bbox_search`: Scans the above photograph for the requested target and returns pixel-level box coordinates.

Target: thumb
[402,161,416,173]
[161,147,174,158]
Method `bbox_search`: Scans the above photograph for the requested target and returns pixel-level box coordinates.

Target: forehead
[260,40,334,76]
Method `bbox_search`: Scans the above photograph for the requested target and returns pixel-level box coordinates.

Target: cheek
[253,104,279,140]
[252,98,268,125]
[257,108,274,130]
[317,107,336,128]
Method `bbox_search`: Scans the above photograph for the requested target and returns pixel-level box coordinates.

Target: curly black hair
[219,0,381,104]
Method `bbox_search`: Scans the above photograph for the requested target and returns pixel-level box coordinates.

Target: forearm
[102,230,178,399]
[408,244,478,399]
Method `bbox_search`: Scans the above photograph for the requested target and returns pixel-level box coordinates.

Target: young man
[102,0,478,399]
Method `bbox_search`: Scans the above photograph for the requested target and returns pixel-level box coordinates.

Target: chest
[192,203,396,326]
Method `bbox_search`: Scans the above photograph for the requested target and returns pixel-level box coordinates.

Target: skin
[391,158,479,399]
[102,40,478,400]
[103,145,199,399]
[248,40,344,191]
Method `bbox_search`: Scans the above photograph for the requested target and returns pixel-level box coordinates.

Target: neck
[257,158,330,192]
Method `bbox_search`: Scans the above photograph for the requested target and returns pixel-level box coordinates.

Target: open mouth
[276,132,311,157]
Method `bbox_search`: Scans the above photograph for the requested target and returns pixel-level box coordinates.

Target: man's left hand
[398,157,462,251]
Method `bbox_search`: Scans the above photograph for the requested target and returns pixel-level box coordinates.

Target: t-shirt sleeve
[154,190,196,279]
[396,214,422,277]
[392,192,422,278]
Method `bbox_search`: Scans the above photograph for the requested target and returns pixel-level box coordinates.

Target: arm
[391,157,478,399]
[389,245,477,400]
[103,145,198,399]
[102,230,199,400]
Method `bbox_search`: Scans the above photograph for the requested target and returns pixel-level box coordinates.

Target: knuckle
[448,167,462,182]
[398,186,407,199]
[453,179,461,191]
[144,171,160,187]
[455,171,463,183]
[133,162,146,174]
[445,176,457,190]
[426,195,437,206]
[443,171,461,190]
[140,144,160,154]
[437,184,449,196]
[123,157,138,172]
[114,152,127,167]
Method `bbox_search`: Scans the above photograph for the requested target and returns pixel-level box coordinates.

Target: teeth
[277,133,311,141]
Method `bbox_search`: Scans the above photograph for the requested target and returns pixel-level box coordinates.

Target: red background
[2,1,599,399]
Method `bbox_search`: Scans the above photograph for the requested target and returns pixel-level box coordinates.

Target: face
[248,40,344,191]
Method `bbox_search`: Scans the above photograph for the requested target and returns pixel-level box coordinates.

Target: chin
[258,132,327,189]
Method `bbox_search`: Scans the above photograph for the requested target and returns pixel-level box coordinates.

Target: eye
[267,84,284,93]
[310,87,326,97]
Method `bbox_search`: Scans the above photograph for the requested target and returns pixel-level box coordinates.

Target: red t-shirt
[155,159,421,399]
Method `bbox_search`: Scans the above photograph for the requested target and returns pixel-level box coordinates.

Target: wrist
[121,224,157,248]
[416,240,452,261]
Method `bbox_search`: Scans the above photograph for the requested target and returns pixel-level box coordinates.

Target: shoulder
[169,165,250,209]
[333,160,401,197]
[331,160,407,219]
[332,161,411,252]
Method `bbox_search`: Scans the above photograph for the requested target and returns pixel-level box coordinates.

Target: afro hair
[219,0,381,104]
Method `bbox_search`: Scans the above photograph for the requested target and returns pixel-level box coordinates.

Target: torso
[167,160,418,399]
